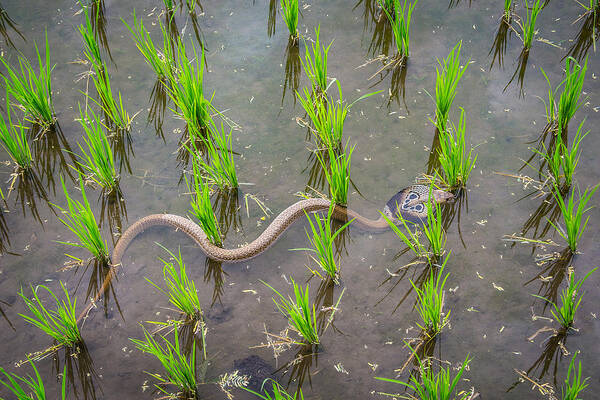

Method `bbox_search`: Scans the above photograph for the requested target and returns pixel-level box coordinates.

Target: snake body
[77,185,452,322]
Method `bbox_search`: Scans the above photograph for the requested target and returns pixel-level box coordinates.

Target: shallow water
[0,0,599,399]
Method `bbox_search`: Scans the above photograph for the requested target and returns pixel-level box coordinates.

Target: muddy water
[0,0,599,399]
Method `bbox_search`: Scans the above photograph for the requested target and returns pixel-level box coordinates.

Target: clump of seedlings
[518,0,542,50]
[188,119,238,191]
[293,205,353,284]
[79,7,104,73]
[436,108,477,189]
[167,39,214,133]
[0,33,56,129]
[534,268,596,330]
[298,80,378,148]
[18,282,81,347]
[300,25,333,95]
[534,120,588,188]
[0,103,32,171]
[0,360,67,400]
[381,0,419,63]
[376,353,472,400]
[75,105,120,194]
[243,379,304,400]
[412,254,451,336]
[557,57,587,135]
[124,11,175,83]
[186,159,222,247]
[130,325,198,399]
[432,41,468,133]
[381,191,447,265]
[146,245,204,322]
[89,67,133,131]
[280,0,299,39]
[317,142,355,206]
[53,177,111,266]
[561,353,589,400]
[263,279,320,345]
[549,183,598,253]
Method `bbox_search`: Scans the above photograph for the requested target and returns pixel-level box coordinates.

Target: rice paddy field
[0,0,600,399]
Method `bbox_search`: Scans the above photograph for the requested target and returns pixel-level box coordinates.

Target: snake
[76,185,453,322]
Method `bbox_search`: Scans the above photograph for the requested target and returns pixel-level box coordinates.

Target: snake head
[433,189,454,204]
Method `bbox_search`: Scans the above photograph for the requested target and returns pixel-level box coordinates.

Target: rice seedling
[519,0,542,50]
[411,254,450,335]
[146,244,203,321]
[298,81,379,148]
[300,25,333,94]
[0,33,55,128]
[75,105,119,193]
[243,379,304,400]
[539,67,558,128]
[504,0,513,21]
[130,325,198,398]
[317,142,354,206]
[376,353,472,400]
[89,67,132,131]
[292,205,353,284]
[124,11,175,81]
[549,183,598,252]
[436,108,477,189]
[559,121,588,187]
[557,57,587,135]
[532,137,562,184]
[381,210,427,258]
[0,104,32,171]
[79,6,104,73]
[186,159,222,247]
[534,268,596,330]
[53,176,110,265]
[18,281,81,346]
[422,194,446,260]
[432,41,468,133]
[167,38,214,133]
[188,120,238,190]
[561,353,589,400]
[263,279,319,344]
[280,0,299,38]
[381,0,419,60]
[0,360,67,400]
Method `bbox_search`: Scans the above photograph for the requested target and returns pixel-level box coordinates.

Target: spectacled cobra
[77,185,453,322]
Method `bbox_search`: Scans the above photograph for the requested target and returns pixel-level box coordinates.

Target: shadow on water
[31,123,78,196]
[370,60,408,111]
[367,11,394,58]
[204,257,228,307]
[376,258,433,313]
[176,126,209,170]
[277,344,319,396]
[354,0,378,39]
[0,4,25,49]
[426,127,441,176]
[53,340,102,400]
[489,19,513,71]
[565,9,600,63]
[213,188,242,239]
[148,77,170,141]
[267,0,277,38]
[110,128,134,175]
[440,188,468,248]
[525,247,573,312]
[282,37,301,106]
[507,328,568,392]
[303,148,330,194]
[448,0,474,8]
[98,189,127,244]
[504,48,530,98]
[8,169,55,226]
[76,258,124,321]
[313,279,336,334]
[512,184,568,252]
[87,0,114,65]
[0,206,10,254]
[0,298,15,330]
